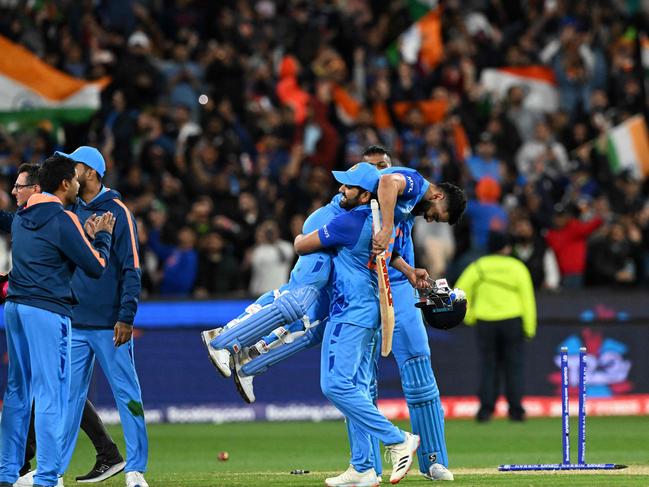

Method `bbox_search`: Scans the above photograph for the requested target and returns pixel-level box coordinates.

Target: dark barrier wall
[1,291,648,409]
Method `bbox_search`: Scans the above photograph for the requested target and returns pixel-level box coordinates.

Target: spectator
[516,121,569,182]
[545,204,602,288]
[414,219,455,280]
[194,231,240,297]
[149,224,199,296]
[248,220,294,296]
[510,216,560,290]
[466,133,504,183]
[505,85,541,142]
[585,221,643,286]
[112,31,163,109]
[465,177,508,252]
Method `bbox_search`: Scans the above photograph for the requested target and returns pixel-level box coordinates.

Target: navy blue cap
[332,162,380,193]
[55,146,106,177]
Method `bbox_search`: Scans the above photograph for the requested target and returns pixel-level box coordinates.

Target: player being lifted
[201,146,466,481]
[201,146,391,399]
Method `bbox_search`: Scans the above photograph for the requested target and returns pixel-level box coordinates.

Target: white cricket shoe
[325,465,379,487]
[233,353,255,403]
[125,471,148,487]
[14,470,34,487]
[14,471,63,487]
[385,432,419,484]
[424,463,454,481]
[201,329,232,378]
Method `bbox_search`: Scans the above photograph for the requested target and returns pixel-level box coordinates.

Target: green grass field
[64,416,649,486]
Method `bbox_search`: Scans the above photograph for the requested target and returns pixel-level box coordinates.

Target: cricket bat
[371,199,395,357]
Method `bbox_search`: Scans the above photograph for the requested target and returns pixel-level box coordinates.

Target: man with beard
[53,147,149,487]
[294,163,422,486]
[3,164,127,485]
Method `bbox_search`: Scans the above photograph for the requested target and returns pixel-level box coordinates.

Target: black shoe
[476,410,492,423]
[19,461,31,477]
[76,458,126,483]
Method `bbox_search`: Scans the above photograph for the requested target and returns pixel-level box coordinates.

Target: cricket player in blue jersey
[201,148,392,403]
[202,147,466,481]
[295,162,432,486]
[53,147,149,487]
[0,155,114,487]
[372,167,466,481]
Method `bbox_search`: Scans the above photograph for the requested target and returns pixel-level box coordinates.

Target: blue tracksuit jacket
[8,193,112,317]
[70,188,141,327]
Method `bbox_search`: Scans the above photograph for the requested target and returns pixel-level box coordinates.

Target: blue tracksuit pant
[321,322,404,472]
[0,302,71,487]
[59,328,148,474]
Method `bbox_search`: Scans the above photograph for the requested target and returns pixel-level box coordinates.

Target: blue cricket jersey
[284,194,344,290]
[380,167,429,284]
[317,204,394,329]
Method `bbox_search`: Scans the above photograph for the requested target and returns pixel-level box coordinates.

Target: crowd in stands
[0,0,647,297]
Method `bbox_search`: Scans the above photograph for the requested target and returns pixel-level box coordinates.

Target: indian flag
[0,35,109,124]
[479,66,558,112]
[607,115,649,180]
[387,0,443,70]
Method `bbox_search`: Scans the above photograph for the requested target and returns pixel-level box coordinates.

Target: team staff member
[55,147,149,487]
[2,163,126,486]
[455,231,537,422]
[0,155,114,487]
[295,164,421,486]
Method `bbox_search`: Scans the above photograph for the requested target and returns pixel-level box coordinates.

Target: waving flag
[480,66,559,112]
[387,0,443,70]
[0,35,109,123]
[606,115,649,180]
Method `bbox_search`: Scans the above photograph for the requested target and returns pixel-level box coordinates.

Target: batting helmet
[415,279,467,330]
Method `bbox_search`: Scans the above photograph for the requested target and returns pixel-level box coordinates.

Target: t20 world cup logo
[548,329,632,397]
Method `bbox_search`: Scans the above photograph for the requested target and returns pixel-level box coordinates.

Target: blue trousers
[321,322,404,472]
[0,302,71,487]
[387,280,448,471]
[345,280,448,473]
[346,333,381,473]
[59,328,148,474]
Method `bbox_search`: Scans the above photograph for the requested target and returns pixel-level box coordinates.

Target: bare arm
[374,174,406,253]
[390,255,430,289]
[294,230,323,255]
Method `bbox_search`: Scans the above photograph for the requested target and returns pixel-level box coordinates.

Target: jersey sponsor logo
[322,224,330,239]
[406,176,414,194]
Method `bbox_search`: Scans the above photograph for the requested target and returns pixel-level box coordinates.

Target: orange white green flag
[606,115,649,180]
[0,35,109,123]
[479,66,559,112]
[386,0,443,70]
